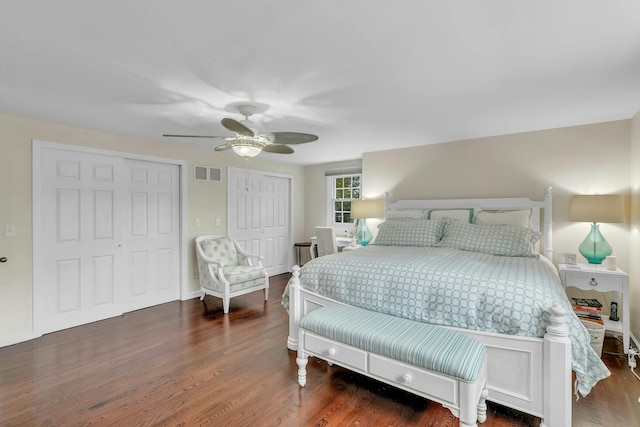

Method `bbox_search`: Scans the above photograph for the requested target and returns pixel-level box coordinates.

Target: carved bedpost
[542,305,571,427]
[544,186,553,261]
[287,265,302,350]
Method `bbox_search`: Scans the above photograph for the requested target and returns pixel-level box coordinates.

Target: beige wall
[0,112,305,345]
[630,111,640,343]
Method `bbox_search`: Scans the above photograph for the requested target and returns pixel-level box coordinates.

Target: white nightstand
[558,263,630,354]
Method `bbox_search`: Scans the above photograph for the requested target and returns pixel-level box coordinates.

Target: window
[330,173,361,224]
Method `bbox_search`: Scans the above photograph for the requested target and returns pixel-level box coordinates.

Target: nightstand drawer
[564,271,623,292]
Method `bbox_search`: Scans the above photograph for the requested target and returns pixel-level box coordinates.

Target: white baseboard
[182,290,202,301]
[0,331,38,349]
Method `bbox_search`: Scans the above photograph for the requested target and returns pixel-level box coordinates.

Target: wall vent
[194,166,207,181]
[209,168,221,182]
[194,166,222,182]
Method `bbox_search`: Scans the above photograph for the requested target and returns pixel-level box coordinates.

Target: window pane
[330,174,362,225]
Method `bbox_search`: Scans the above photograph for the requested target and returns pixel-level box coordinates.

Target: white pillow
[386,209,425,219]
[428,208,474,223]
[474,209,532,228]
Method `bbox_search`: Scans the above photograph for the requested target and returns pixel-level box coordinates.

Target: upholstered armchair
[195,235,269,314]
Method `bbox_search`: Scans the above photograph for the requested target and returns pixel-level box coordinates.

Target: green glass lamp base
[578,223,612,264]
[357,219,373,246]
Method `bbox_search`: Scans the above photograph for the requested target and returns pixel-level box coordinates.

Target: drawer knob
[589,278,598,287]
[401,374,412,384]
[327,348,336,357]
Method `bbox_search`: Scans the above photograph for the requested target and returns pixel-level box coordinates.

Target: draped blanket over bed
[283,245,610,396]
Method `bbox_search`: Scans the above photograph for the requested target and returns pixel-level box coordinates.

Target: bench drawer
[369,354,459,406]
[304,333,367,371]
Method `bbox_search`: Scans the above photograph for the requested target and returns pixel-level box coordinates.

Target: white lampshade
[232,144,262,158]
[351,199,384,219]
[569,195,625,223]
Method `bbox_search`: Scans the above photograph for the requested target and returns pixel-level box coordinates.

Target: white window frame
[326,173,362,227]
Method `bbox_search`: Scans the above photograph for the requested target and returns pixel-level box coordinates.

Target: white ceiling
[1,1,639,165]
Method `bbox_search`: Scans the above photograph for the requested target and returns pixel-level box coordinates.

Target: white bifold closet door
[228,169,291,277]
[37,146,180,334]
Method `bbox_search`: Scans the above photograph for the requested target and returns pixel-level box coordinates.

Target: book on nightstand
[574,311,604,325]
[572,297,603,311]
[571,297,603,308]
[571,298,604,325]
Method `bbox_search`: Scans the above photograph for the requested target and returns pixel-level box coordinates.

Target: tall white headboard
[385,186,553,260]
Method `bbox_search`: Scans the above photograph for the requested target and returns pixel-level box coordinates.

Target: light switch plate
[4,224,16,236]
[563,253,577,265]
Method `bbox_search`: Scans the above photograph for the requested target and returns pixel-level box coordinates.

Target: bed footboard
[286,266,571,426]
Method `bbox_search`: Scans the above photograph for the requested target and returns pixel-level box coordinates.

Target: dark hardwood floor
[1,274,639,426]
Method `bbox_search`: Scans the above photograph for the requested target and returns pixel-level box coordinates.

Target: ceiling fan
[163,104,318,158]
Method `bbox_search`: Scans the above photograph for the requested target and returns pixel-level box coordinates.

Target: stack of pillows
[372,208,540,258]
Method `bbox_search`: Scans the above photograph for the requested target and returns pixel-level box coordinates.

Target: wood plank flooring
[1,273,639,426]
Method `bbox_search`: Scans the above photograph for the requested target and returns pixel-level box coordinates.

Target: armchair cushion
[202,237,238,266]
[199,265,266,293]
[222,265,266,285]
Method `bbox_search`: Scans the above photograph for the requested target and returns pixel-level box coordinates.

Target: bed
[283,187,610,427]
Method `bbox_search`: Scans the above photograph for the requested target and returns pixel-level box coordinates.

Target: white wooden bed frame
[287,187,573,427]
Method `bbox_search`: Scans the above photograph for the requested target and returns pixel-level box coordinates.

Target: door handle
[0,257,7,263]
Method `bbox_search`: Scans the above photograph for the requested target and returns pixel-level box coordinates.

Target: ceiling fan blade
[261,132,318,145]
[214,144,233,152]
[163,134,224,138]
[221,118,255,137]
[262,144,294,154]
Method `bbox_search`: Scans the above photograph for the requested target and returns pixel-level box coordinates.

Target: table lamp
[569,194,624,264]
[351,199,384,246]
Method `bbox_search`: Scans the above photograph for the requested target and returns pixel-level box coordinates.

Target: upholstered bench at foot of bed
[296,305,489,427]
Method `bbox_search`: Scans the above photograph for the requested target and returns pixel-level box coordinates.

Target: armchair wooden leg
[264,288,269,301]
[223,297,230,314]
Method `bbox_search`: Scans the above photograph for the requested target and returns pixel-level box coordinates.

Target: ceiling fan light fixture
[232,145,262,158]
[230,139,265,158]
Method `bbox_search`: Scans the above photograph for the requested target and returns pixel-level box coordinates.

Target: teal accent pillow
[439,219,540,257]
[372,218,445,247]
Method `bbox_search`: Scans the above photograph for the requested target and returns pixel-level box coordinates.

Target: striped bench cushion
[300,305,486,382]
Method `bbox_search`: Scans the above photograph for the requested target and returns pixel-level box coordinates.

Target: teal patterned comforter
[284,246,610,396]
